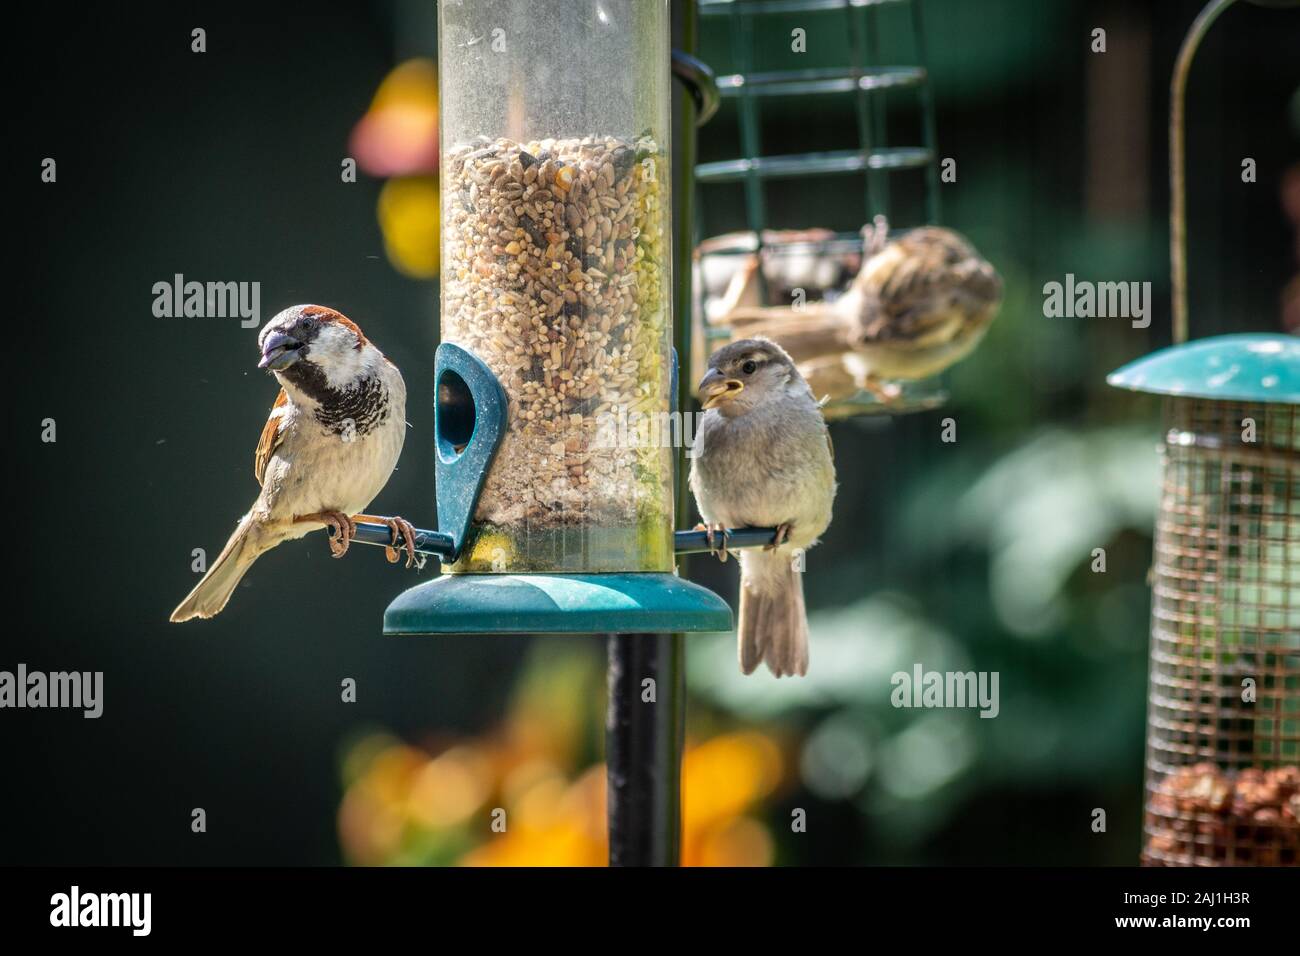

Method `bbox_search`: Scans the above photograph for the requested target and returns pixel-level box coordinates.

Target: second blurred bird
[707,218,1002,405]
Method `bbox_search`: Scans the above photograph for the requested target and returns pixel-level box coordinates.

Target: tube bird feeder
[385,0,729,635]
[373,0,736,868]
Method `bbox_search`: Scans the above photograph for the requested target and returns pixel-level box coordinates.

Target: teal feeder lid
[1107,333,1300,403]
[384,572,734,636]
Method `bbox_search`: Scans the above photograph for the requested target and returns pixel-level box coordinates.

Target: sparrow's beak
[259,332,304,370]
[698,367,744,409]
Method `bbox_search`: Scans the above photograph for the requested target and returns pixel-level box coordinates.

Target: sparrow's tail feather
[169,517,265,622]
[737,550,809,678]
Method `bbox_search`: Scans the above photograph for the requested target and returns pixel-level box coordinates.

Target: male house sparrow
[726,219,1002,402]
[689,338,837,677]
[170,305,416,622]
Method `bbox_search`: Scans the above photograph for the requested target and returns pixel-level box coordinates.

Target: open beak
[258,332,304,371]
[698,367,744,410]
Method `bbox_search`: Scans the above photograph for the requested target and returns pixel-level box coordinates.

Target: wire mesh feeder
[691,0,944,416]
[1140,390,1300,865]
[1107,0,1300,868]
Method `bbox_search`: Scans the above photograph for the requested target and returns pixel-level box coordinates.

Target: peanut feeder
[1107,0,1300,867]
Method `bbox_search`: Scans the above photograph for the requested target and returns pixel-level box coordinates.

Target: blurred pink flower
[349,58,439,178]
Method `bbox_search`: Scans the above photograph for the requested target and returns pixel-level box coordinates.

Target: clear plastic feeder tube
[439,0,673,573]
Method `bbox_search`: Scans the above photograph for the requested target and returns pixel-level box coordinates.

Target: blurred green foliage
[678,0,1298,864]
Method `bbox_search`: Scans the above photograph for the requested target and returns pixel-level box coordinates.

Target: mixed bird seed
[443,135,671,537]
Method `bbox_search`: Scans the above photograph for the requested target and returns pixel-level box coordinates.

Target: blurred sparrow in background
[725,218,1002,402]
[171,305,415,622]
[689,339,837,677]
[694,227,862,324]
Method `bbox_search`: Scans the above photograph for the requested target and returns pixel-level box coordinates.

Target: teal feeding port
[430,342,509,561]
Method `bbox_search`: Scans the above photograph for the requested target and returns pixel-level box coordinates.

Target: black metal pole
[603,0,710,868]
[605,633,683,866]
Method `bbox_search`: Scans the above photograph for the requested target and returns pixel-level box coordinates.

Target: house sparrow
[170,305,416,622]
[689,338,837,677]
[726,219,1002,401]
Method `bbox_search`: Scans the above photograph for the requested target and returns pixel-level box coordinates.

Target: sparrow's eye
[741,360,757,375]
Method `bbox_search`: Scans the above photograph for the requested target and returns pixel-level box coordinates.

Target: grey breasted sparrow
[171,305,415,622]
[689,338,837,677]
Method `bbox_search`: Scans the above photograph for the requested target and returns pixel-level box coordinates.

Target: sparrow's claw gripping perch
[295,511,357,558]
[764,523,792,551]
[355,514,423,569]
[325,513,357,557]
[694,522,731,563]
[387,517,419,568]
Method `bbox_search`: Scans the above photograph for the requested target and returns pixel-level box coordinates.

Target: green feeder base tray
[383,572,734,636]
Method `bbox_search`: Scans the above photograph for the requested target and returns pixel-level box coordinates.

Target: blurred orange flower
[350,58,442,279]
[350,59,439,178]
[681,731,783,866]
[337,648,788,866]
[377,177,440,279]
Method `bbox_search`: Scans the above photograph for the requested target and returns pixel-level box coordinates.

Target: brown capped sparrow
[171,305,416,622]
[689,338,837,677]
[726,218,1002,402]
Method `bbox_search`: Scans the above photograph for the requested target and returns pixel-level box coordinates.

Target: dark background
[4,0,1297,865]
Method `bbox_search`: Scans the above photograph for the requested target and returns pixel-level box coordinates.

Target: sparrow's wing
[859,229,1000,350]
[724,302,853,365]
[254,389,290,486]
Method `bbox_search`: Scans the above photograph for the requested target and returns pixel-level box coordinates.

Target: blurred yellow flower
[462,767,607,868]
[682,731,783,829]
[690,816,775,868]
[681,732,783,867]
[377,176,440,279]
[406,745,492,829]
[337,647,789,867]
[350,57,442,279]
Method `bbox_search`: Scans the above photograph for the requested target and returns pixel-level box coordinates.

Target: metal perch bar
[671,526,783,553]
[352,522,456,558]
[351,520,780,561]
